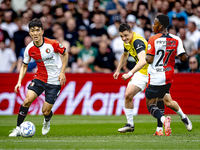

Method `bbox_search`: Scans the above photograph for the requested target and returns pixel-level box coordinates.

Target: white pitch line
[0,139,199,143]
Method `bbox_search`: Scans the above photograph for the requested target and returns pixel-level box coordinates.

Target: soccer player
[114,23,192,135]
[9,18,68,137]
[145,14,192,136]
[113,23,148,133]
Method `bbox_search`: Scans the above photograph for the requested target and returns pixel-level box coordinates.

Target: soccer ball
[20,121,36,137]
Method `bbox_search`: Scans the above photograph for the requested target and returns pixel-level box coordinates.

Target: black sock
[148,105,163,119]
[17,105,29,126]
[157,101,165,127]
[44,111,53,122]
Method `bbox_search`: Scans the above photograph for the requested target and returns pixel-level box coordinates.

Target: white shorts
[128,71,148,92]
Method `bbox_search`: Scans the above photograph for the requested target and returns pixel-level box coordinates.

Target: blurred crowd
[0,0,200,73]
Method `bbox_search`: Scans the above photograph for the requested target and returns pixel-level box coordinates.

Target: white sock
[176,107,186,119]
[156,127,163,132]
[16,126,20,131]
[125,108,134,126]
[160,116,165,124]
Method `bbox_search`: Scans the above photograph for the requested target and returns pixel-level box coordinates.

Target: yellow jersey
[123,32,149,76]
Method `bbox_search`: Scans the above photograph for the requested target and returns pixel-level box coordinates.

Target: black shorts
[28,79,61,104]
[145,83,171,100]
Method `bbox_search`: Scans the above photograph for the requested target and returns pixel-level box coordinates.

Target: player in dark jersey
[146,14,192,136]
[9,18,69,137]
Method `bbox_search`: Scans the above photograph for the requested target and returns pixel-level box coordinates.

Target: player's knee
[23,99,32,107]
[43,111,49,116]
[164,100,172,108]
[166,103,173,108]
[124,92,132,101]
[42,110,51,116]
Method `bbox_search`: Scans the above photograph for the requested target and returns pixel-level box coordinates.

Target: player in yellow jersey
[113,23,148,132]
[113,23,192,134]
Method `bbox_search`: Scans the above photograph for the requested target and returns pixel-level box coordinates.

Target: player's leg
[42,101,53,135]
[42,83,61,135]
[154,100,165,136]
[9,90,38,137]
[163,94,192,131]
[118,84,140,133]
[118,72,147,133]
[9,79,44,137]
[145,84,172,136]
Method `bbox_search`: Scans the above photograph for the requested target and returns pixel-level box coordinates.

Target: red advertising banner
[0,73,199,115]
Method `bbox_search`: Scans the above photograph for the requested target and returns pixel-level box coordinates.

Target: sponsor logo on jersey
[136,44,143,50]
[148,44,151,50]
[59,44,63,48]
[46,48,51,53]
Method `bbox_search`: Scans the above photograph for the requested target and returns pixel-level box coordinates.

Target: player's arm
[14,46,30,93]
[122,50,147,81]
[116,51,129,72]
[59,50,68,86]
[178,53,188,62]
[127,39,147,74]
[121,39,147,81]
[113,51,129,79]
[177,37,188,62]
[146,54,154,64]
[129,50,147,73]
[14,63,28,93]
[146,37,155,64]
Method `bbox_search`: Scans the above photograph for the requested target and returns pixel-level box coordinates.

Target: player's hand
[122,73,130,81]
[113,71,120,79]
[58,73,66,86]
[14,83,21,94]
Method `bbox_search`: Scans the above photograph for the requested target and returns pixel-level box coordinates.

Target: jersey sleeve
[53,40,66,55]
[147,36,155,56]
[133,39,146,54]
[23,46,31,64]
[177,37,186,56]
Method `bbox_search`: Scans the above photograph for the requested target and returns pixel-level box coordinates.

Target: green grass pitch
[0,115,200,150]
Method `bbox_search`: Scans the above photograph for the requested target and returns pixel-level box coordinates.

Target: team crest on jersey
[59,44,63,48]
[148,44,151,50]
[30,82,35,86]
[46,48,51,53]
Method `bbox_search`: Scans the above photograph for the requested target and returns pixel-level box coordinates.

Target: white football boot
[42,119,50,135]
[182,115,192,131]
[118,124,134,133]
[9,126,21,137]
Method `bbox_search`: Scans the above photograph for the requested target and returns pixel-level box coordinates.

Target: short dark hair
[156,14,169,28]
[119,23,131,32]
[28,18,43,30]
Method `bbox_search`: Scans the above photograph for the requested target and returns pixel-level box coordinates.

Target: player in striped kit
[114,22,192,135]
[146,14,192,136]
[9,18,68,137]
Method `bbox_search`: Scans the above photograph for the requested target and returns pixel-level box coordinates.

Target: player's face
[29,26,44,45]
[119,30,133,44]
[152,18,161,34]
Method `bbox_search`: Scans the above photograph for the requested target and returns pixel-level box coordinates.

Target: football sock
[156,127,163,132]
[124,108,134,126]
[157,101,165,127]
[17,105,29,126]
[44,111,53,122]
[157,100,165,115]
[176,107,186,119]
[148,105,163,120]
[160,116,165,124]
